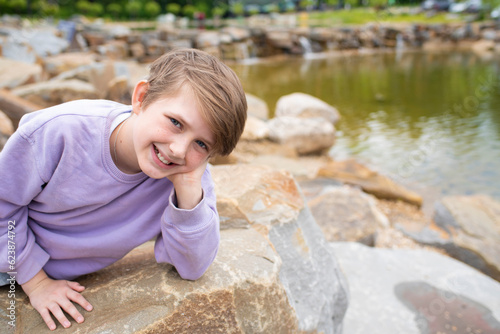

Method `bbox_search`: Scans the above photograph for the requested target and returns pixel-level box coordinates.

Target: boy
[0,48,247,330]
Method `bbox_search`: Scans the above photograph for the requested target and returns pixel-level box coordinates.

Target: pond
[230,51,500,209]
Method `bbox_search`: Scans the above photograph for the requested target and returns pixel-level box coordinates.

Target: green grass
[306,7,465,26]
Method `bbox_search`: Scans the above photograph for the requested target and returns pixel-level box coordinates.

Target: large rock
[1,164,349,333]
[212,164,349,333]
[0,27,69,63]
[250,155,330,180]
[12,79,98,108]
[246,93,269,120]
[0,109,14,150]
[42,52,97,78]
[331,242,500,334]
[275,92,341,125]
[0,58,42,90]
[240,115,269,141]
[268,116,336,155]
[400,195,500,282]
[51,61,124,99]
[306,185,389,245]
[317,159,423,207]
[0,229,298,333]
[0,89,43,128]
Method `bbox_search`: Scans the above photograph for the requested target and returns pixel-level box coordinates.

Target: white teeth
[154,146,172,165]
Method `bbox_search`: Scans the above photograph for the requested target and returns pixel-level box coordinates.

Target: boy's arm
[0,131,93,330]
[154,162,220,280]
[0,131,50,284]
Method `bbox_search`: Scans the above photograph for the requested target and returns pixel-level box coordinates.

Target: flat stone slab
[330,242,500,334]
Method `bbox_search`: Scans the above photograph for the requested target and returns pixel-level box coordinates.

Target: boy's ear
[132,80,149,115]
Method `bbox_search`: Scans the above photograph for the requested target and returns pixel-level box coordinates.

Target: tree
[107,3,122,19]
[166,3,181,15]
[182,4,196,18]
[126,1,142,19]
[144,1,161,18]
[232,2,244,16]
[76,0,92,16]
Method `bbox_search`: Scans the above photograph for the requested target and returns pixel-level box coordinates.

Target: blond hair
[142,48,247,156]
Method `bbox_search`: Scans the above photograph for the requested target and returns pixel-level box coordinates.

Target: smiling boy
[0,49,247,330]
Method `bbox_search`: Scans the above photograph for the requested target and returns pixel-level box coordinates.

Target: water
[230,51,500,207]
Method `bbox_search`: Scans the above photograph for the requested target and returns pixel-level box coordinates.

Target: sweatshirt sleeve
[154,167,220,280]
[0,130,51,285]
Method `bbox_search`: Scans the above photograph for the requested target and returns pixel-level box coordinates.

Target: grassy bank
[305,7,468,26]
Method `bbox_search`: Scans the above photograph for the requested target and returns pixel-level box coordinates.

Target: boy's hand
[167,159,208,210]
[21,269,93,331]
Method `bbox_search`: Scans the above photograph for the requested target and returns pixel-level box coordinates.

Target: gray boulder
[0,58,42,90]
[212,164,349,333]
[306,185,389,245]
[400,195,500,282]
[268,116,336,155]
[331,242,500,334]
[246,93,269,120]
[275,92,341,125]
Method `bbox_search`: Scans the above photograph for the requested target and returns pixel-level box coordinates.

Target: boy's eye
[170,118,181,128]
[196,140,207,150]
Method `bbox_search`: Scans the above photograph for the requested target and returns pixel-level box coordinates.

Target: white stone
[268,116,335,155]
[275,92,341,124]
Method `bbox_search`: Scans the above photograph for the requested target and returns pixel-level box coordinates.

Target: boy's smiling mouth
[153,145,174,165]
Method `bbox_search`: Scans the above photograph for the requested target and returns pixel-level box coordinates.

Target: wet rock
[12,79,98,108]
[212,164,349,333]
[0,57,42,89]
[401,195,500,282]
[307,185,389,245]
[42,52,97,78]
[246,93,269,120]
[266,29,294,50]
[220,41,254,61]
[331,242,500,334]
[471,40,495,55]
[268,116,336,155]
[317,159,423,207]
[275,92,341,125]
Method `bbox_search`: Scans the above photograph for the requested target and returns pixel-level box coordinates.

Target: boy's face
[130,83,214,179]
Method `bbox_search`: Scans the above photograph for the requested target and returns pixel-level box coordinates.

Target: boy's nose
[169,138,188,161]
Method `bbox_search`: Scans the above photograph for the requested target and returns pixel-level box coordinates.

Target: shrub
[144,1,161,18]
[166,3,181,15]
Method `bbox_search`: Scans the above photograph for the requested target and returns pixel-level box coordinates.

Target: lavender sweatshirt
[0,100,220,285]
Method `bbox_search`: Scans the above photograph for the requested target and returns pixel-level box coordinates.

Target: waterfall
[238,40,259,64]
[299,36,313,55]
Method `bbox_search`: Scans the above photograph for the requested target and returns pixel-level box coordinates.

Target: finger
[59,298,85,324]
[38,308,57,331]
[67,281,85,292]
[48,304,72,329]
[68,289,93,312]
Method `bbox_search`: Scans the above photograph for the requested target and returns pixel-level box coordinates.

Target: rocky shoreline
[1,16,500,333]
